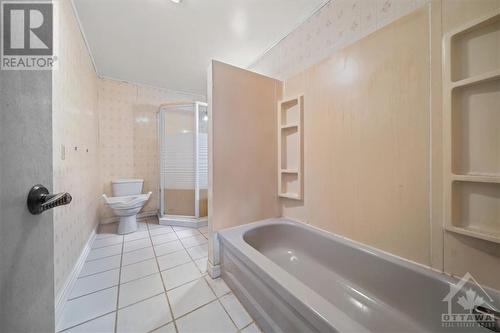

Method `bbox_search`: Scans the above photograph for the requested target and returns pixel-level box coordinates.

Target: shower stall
[158,102,208,227]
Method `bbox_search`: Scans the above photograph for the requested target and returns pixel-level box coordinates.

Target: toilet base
[118,215,138,234]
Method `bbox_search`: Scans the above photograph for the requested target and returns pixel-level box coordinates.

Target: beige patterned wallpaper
[53,0,100,298]
[98,79,204,220]
[249,0,429,80]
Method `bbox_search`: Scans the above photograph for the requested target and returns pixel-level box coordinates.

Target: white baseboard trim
[158,214,208,228]
[207,232,220,278]
[100,210,157,224]
[207,260,221,278]
[55,224,97,326]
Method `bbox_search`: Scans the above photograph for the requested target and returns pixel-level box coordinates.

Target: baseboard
[100,210,157,224]
[158,214,208,228]
[55,224,97,326]
[207,260,221,278]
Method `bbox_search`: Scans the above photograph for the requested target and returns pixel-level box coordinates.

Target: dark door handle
[27,185,72,215]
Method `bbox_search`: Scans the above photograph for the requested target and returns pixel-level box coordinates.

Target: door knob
[27,185,72,215]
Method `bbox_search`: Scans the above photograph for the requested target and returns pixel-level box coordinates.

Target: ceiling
[73,0,327,95]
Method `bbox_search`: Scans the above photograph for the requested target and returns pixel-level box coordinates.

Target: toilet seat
[103,193,151,209]
[102,192,152,234]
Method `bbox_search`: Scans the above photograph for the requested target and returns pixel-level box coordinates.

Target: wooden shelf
[278,95,304,200]
[445,225,500,245]
[443,10,500,244]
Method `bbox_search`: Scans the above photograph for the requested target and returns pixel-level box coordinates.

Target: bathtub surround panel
[281,8,431,265]
[0,4,54,330]
[53,0,101,298]
[208,61,283,270]
[98,79,204,220]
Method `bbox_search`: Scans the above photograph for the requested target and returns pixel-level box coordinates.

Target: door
[0,65,55,330]
[160,104,197,217]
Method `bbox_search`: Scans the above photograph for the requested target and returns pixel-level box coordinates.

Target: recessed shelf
[445,225,500,245]
[281,169,299,174]
[451,69,500,89]
[451,78,500,175]
[450,12,500,81]
[278,95,304,200]
[450,181,500,244]
[279,193,301,200]
[452,174,500,184]
[444,10,500,244]
[281,124,299,130]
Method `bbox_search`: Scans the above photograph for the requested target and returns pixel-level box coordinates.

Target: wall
[0,1,54,331]
[98,79,204,220]
[208,61,282,267]
[281,7,432,266]
[52,0,100,298]
[250,0,429,80]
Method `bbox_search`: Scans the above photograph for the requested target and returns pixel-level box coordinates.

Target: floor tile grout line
[145,322,174,333]
[239,321,258,333]
[148,222,180,333]
[85,253,124,263]
[60,281,239,333]
[117,291,165,311]
[67,281,120,302]
[114,234,125,333]
[91,241,124,250]
[78,266,121,279]
[68,256,207,304]
[203,277,240,331]
[172,298,219,323]
[68,220,251,333]
[176,228,205,267]
[57,310,117,333]
[120,270,159,285]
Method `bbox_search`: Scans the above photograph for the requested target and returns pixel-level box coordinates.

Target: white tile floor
[57,217,260,333]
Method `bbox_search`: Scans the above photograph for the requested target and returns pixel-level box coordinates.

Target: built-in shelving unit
[443,10,500,244]
[277,95,304,200]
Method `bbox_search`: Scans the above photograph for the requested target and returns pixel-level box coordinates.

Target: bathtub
[218,218,500,333]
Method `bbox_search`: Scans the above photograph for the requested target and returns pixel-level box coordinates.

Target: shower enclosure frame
[158,101,208,226]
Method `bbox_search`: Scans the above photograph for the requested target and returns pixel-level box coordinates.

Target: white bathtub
[218,218,500,333]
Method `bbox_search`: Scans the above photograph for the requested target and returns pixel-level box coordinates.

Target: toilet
[102,179,152,235]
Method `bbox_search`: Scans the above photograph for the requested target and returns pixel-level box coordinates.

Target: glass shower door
[196,102,208,219]
[159,102,208,220]
[161,104,196,217]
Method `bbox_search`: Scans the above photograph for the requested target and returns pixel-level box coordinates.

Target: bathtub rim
[218,218,500,332]
[219,219,368,333]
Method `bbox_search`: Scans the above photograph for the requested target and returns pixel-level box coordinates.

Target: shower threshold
[158,214,208,228]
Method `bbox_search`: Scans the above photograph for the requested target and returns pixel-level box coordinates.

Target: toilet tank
[112,179,144,196]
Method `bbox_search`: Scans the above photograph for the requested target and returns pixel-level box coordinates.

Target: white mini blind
[162,132,208,190]
[198,133,208,189]
[163,133,194,190]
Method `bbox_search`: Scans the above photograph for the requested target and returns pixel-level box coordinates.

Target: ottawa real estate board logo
[442,272,499,330]
[1,1,56,70]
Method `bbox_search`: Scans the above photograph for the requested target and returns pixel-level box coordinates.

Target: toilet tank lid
[112,178,144,184]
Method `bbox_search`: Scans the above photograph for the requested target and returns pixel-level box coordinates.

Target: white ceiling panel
[73,0,327,95]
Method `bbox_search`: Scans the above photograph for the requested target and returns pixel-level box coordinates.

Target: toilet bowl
[102,179,152,234]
